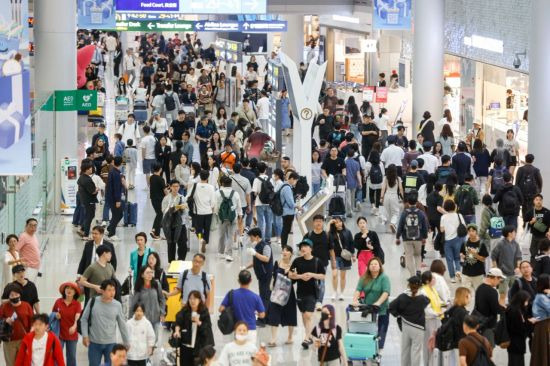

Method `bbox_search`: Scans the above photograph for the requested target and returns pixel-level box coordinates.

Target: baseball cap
[298,239,313,248]
[12,264,26,274]
[410,160,418,168]
[487,268,506,279]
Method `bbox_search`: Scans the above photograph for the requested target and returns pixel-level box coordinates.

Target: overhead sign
[77,0,116,29]
[115,0,266,14]
[195,21,240,32]
[116,12,189,21]
[44,90,98,111]
[241,21,287,32]
[115,20,193,32]
[373,0,411,30]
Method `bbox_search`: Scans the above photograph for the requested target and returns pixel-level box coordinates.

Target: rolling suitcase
[134,108,148,123]
[344,333,380,364]
[124,202,138,227]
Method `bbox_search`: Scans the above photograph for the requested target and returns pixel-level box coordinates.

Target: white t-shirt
[253,174,270,206]
[140,135,156,160]
[377,114,390,131]
[151,118,168,134]
[118,121,141,145]
[257,97,270,120]
[380,145,404,167]
[32,334,48,366]
[217,341,257,366]
[134,88,147,101]
[418,153,440,174]
[440,212,465,240]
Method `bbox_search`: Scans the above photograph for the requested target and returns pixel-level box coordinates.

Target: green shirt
[356,273,391,315]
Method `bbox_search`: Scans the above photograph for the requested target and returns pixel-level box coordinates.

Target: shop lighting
[332,15,360,24]
[463,35,503,54]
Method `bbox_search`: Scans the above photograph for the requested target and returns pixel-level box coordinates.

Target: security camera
[514,50,527,69]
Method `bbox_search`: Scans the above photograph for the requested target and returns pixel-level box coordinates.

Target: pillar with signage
[280,53,327,196]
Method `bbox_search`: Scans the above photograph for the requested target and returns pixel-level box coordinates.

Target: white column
[280,14,304,64]
[529,0,550,198]
[412,0,444,136]
[34,0,77,213]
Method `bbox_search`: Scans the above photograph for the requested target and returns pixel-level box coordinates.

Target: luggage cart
[133,99,148,123]
[345,304,381,365]
[327,174,347,219]
[115,96,129,124]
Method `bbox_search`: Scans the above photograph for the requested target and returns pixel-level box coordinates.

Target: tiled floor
[29,63,521,365]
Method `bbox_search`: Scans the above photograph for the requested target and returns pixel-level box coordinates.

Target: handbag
[319,329,333,366]
[533,209,548,233]
[336,232,353,261]
[0,319,13,342]
[187,183,197,216]
[456,213,467,237]
[270,273,292,306]
[120,274,132,296]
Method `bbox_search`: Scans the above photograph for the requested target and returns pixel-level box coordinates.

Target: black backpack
[179,270,209,299]
[270,184,288,216]
[77,296,97,335]
[457,186,475,215]
[258,178,275,204]
[165,92,176,111]
[329,195,346,216]
[494,313,511,348]
[218,290,236,335]
[501,188,519,215]
[369,164,383,184]
[519,169,538,199]
[294,176,310,198]
[467,335,496,366]
[435,311,457,351]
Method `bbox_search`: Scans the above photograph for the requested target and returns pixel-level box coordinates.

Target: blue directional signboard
[115,0,266,14]
[194,20,287,32]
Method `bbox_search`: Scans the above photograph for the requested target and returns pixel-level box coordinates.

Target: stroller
[328,174,347,219]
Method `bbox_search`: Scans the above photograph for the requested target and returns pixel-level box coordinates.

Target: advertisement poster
[77,0,116,29]
[373,0,412,30]
[0,0,31,175]
[362,86,375,102]
[375,87,388,103]
[60,158,78,214]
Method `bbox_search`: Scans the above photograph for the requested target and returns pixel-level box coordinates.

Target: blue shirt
[196,124,213,144]
[345,157,361,189]
[280,184,295,216]
[221,288,265,330]
[114,141,125,157]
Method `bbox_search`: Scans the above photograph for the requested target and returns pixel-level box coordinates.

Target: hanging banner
[373,0,412,30]
[77,0,116,29]
[41,90,98,111]
[362,86,375,102]
[375,87,388,103]
[60,158,78,214]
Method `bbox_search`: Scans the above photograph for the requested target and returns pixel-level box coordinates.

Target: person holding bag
[353,216,384,276]
[161,180,187,263]
[266,245,297,347]
[328,217,355,301]
[311,304,347,366]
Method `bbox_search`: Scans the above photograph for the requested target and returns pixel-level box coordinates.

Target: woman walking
[328,217,355,300]
[380,164,403,232]
[353,216,384,276]
[419,271,443,366]
[311,304,347,365]
[126,303,155,366]
[52,282,82,366]
[440,199,465,283]
[130,266,166,339]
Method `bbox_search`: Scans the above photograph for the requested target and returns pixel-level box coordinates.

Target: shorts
[335,257,351,270]
[508,156,518,167]
[498,274,517,294]
[296,295,316,313]
[142,158,156,174]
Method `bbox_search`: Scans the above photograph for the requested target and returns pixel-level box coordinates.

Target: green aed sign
[42,90,98,111]
[115,20,193,32]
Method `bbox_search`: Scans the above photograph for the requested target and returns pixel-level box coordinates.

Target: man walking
[215,175,242,261]
[17,218,41,282]
[396,193,429,276]
[77,160,98,240]
[105,157,124,240]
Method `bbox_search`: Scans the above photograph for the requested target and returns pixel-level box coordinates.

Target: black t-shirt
[304,231,333,267]
[290,256,325,298]
[460,239,489,277]
[170,120,187,141]
[312,325,343,362]
[474,283,503,328]
[426,191,444,223]
[157,58,168,72]
[359,122,379,146]
[1,280,39,307]
[137,254,144,275]
[321,158,345,177]
[525,207,550,238]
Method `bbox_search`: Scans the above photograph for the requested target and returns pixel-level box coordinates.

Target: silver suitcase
[347,306,378,335]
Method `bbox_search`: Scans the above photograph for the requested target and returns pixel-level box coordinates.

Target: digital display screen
[115,0,266,14]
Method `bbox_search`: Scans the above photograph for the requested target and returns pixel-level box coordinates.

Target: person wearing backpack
[435,155,456,186]
[451,142,473,185]
[515,154,543,219]
[455,175,480,224]
[492,171,523,229]
[505,291,533,366]
[486,157,508,195]
[396,193,429,277]
[167,253,212,310]
[215,175,242,262]
[491,225,522,306]
[252,162,274,242]
[524,194,550,264]
[436,287,470,365]
[402,159,425,200]
[440,200,467,283]
[365,150,385,216]
[458,315,494,366]
[279,173,298,248]
[164,84,180,123]
[344,149,362,215]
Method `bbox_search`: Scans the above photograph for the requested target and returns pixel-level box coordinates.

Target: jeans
[281,215,294,247]
[463,214,476,225]
[88,342,115,366]
[503,215,518,229]
[378,314,390,349]
[72,194,86,226]
[102,199,111,222]
[312,182,321,195]
[256,205,273,241]
[317,265,328,303]
[273,215,282,237]
[60,339,78,366]
[107,204,123,237]
[445,236,463,278]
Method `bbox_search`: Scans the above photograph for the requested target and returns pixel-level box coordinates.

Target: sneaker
[390,223,397,233]
[100,221,108,227]
[450,277,456,284]
[332,293,338,301]
[338,294,345,301]
[108,235,120,241]
[315,302,322,311]
[301,339,313,350]
[217,253,225,259]
[200,241,206,253]
[225,255,234,262]
[455,272,462,281]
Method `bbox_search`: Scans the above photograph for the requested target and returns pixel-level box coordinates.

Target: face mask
[207,152,213,157]
[10,297,20,304]
[235,334,247,342]
[321,312,330,321]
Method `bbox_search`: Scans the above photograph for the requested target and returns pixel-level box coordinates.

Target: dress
[280,98,291,129]
[266,261,297,327]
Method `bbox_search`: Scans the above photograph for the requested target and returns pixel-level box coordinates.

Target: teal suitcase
[344,332,379,362]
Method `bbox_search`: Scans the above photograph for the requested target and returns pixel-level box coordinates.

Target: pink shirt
[16,232,40,269]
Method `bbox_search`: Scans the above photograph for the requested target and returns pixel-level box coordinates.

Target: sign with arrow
[112,19,286,33]
[115,20,193,32]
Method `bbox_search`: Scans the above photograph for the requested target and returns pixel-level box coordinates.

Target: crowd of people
[1,29,549,366]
